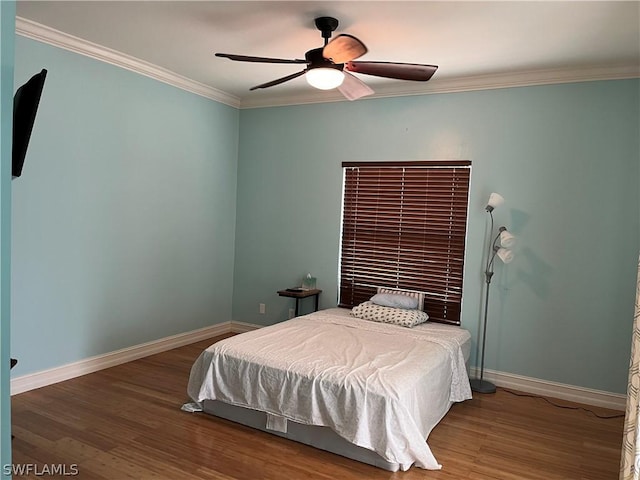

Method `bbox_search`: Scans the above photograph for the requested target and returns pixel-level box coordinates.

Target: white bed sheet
[187,308,472,471]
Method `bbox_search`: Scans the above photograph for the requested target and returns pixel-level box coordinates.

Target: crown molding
[239,63,640,109]
[15,16,638,111]
[15,17,241,108]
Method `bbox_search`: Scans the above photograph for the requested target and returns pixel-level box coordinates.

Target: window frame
[338,160,471,325]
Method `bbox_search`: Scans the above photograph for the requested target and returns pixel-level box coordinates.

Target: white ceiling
[15,1,640,108]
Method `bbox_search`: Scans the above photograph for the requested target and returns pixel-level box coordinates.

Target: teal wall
[8,30,639,398]
[0,3,14,477]
[233,80,640,394]
[11,37,239,376]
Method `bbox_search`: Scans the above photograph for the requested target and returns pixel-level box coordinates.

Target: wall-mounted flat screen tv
[12,69,47,179]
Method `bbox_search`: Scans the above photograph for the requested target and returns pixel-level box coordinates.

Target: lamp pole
[470,208,500,394]
[471,267,497,393]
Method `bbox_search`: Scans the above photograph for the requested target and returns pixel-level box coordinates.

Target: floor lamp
[470,192,515,394]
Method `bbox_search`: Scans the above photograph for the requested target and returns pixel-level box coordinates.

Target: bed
[186,306,472,472]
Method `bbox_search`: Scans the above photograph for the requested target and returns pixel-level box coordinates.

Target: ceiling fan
[215,16,438,100]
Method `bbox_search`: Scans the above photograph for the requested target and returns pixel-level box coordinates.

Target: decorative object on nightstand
[302,273,317,290]
[470,192,516,395]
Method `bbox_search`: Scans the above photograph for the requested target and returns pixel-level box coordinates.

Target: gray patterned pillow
[351,301,429,328]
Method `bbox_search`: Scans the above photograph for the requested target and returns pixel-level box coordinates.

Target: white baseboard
[10,322,233,395]
[11,321,627,412]
[471,367,627,411]
[230,320,262,333]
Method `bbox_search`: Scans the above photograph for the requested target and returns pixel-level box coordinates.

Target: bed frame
[202,399,400,471]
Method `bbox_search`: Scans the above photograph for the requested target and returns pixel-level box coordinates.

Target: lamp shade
[496,247,514,264]
[486,192,505,212]
[499,229,516,248]
[306,68,345,90]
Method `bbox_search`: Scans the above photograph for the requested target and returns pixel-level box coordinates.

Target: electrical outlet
[288,308,295,319]
[259,303,266,314]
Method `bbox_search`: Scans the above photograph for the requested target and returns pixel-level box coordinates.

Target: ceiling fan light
[306,68,345,90]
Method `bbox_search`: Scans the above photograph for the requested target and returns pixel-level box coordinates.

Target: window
[339,161,471,325]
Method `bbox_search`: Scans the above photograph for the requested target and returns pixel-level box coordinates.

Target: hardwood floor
[11,335,624,479]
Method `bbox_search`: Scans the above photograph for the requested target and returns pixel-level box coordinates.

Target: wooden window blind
[339,161,471,325]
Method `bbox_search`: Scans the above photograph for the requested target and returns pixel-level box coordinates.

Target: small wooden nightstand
[277,288,322,317]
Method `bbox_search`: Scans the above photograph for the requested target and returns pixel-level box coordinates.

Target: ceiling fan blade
[338,72,374,101]
[323,34,368,63]
[346,61,438,81]
[216,53,307,64]
[249,70,307,91]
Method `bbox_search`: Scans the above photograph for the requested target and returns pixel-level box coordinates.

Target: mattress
[187,307,472,471]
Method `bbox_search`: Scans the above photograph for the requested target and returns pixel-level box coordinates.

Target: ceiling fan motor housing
[315,16,339,43]
[305,47,344,71]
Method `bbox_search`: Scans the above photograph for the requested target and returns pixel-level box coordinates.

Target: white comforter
[187,308,472,471]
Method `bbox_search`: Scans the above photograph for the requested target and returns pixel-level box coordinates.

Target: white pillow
[377,287,425,311]
[351,301,429,328]
[370,293,418,310]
